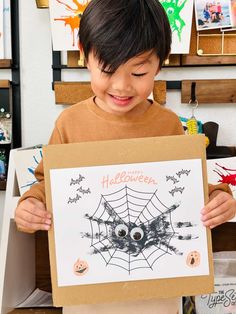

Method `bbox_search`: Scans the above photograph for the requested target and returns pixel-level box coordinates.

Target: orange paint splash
[54,0,90,47]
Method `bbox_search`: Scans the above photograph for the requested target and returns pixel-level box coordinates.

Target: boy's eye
[132,73,147,77]
[101,69,114,75]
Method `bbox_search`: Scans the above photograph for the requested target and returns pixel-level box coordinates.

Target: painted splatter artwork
[14,147,43,196]
[50,158,209,287]
[160,0,193,54]
[49,0,91,51]
[207,157,236,222]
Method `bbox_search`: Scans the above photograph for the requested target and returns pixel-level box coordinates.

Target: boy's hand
[15,197,52,233]
[201,190,236,229]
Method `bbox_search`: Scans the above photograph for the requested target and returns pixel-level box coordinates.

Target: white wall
[19,1,236,148]
[1,1,236,220]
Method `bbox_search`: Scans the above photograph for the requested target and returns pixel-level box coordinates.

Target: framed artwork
[49,0,91,51]
[44,135,213,306]
[14,146,43,196]
[160,0,194,54]
[207,156,236,222]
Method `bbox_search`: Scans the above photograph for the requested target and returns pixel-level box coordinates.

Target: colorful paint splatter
[160,0,187,41]
[54,0,91,47]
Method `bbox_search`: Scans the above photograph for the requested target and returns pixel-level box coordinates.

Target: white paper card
[50,158,209,287]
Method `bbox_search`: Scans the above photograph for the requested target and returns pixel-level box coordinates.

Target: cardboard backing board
[7,309,62,314]
[43,134,214,307]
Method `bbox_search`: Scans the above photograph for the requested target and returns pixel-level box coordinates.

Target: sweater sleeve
[208,182,233,196]
[18,124,63,205]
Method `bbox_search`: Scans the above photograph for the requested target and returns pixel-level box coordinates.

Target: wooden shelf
[54,80,167,105]
[0,59,12,68]
[181,79,236,104]
[0,80,10,88]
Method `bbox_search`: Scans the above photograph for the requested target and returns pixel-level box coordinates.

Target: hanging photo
[0,112,12,144]
[49,0,91,51]
[195,0,232,30]
[160,0,194,54]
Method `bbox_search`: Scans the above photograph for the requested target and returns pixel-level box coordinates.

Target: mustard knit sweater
[19,97,231,204]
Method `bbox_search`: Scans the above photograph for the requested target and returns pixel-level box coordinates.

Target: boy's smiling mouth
[109,94,133,106]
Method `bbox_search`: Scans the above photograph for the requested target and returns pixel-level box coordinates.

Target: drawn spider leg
[175,234,199,240]
[81,230,106,239]
[159,240,183,255]
[84,213,114,226]
[173,220,199,241]
[174,221,197,228]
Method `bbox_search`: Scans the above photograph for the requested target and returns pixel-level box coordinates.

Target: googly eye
[130,227,144,241]
[115,224,128,238]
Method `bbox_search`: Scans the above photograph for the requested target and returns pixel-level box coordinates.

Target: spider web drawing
[83,185,182,273]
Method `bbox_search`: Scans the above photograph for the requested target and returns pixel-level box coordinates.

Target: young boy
[15,0,235,237]
[14,1,236,312]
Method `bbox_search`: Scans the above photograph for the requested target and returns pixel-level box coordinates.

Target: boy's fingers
[14,197,52,232]
[201,191,229,214]
[16,217,51,232]
[23,198,51,217]
[15,214,51,231]
[201,199,235,228]
[15,209,51,225]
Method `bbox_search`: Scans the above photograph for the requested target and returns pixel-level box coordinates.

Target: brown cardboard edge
[43,135,214,306]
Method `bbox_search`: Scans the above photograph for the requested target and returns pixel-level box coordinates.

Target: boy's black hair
[79,0,171,72]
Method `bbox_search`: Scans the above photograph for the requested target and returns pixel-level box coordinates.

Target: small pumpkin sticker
[73,258,89,276]
[186,251,200,267]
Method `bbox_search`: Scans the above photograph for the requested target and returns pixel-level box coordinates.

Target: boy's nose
[111,74,132,92]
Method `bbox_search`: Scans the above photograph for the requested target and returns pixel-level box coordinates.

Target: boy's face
[86,50,160,115]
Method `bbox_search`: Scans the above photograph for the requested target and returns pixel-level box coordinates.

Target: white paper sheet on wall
[49,0,91,51]
[14,146,43,196]
[207,156,236,222]
[160,0,193,54]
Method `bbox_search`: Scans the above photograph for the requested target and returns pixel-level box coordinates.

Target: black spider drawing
[81,186,198,272]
